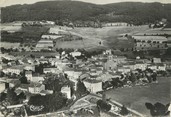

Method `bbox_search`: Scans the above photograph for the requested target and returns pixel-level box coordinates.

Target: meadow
[105,77,170,116]
[68,25,149,50]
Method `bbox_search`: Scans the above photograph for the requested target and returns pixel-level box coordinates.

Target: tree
[76,79,87,97]
[96,100,111,112]
[0,71,5,77]
[145,102,170,116]
[0,92,6,101]
[120,105,129,115]
[28,93,67,114]
[6,88,19,105]
[19,76,28,84]
[129,72,136,83]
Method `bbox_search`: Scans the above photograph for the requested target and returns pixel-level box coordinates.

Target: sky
[0,0,171,7]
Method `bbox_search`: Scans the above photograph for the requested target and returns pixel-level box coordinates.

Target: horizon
[1,0,171,7]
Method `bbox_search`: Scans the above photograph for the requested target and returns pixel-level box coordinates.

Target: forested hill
[1,1,171,24]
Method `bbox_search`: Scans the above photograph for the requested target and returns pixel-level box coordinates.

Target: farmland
[105,77,170,116]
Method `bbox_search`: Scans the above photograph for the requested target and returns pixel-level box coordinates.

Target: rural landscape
[0,0,171,117]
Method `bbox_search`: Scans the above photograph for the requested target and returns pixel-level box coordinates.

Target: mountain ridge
[1,1,171,24]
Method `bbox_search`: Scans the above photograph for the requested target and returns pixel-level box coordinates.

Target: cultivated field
[105,77,170,116]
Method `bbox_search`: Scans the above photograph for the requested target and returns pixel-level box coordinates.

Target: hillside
[1,1,171,24]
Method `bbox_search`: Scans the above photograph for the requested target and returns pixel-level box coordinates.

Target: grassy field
[54,38,105,50]
[1,23,22,31]
[68,25,149,50]
[105,77,170,116]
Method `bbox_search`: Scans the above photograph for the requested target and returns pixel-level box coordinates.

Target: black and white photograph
[0,0,171,116]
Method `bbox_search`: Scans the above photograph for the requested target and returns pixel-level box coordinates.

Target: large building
[28,83,45,94]
[83,79,102,93]
[133,36,168,51]
[36,39,53,48]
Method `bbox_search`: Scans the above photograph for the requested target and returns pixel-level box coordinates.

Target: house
[113,56,127,64]
[28,83,45,94]
[0,82,6,93]
[43,68,61,74]
[153,58,161,63]
[41,34,62,40]
[122,62,135,70]
[157,63,166,71]
[61,86,71,99]
[64,70,82,80]
[2,66,23,75]
[29,75,44,83]
[24,65,35,71]
[70,51,81,57]
[104,49,112,55]
[25,71,32,81]
[97,72,114,82]
[8,79,21,88]
[48,27,68,35]
[36,39,53,48]
[147,63,166,71]
[83,79,102,93]
[118,67,131,73]
[134,61,147,70]
[147,64,157,70]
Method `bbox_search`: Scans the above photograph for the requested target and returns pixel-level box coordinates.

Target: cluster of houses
[1,45,170,101]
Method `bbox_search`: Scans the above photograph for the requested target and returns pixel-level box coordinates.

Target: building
[113,56,127,64]
[64,70,82,80]
[48,27,68,35]
[28,84,45,94]
[24,65,35,71]
[2,66,23,75]
[118,67,131,73]
[25,71,32,81]
[26,74,44,83]
[70,51,81,57]
[147,63,166,71]
[0,83,6,93]
[122,62,135,70]
[41,34,62,40]
[43,68,61,74]
[83,79,102,93]
[36,39,53,48]
[133,36,168,51]
[97,72,114,82]
[104,55,117,70]
[61,86,71,99]
[134,61,147,70]
[153,58,161,63]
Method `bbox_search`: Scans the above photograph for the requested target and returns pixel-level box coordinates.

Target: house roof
[84,78,101,83]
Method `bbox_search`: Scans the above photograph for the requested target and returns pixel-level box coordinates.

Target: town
[1,1,171,117]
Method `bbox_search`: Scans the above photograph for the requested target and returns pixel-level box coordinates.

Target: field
[1,23,22,32]
[68,25,149,50]
[105,77,170,116]
[1,23,49,43]
[55,38,105,51]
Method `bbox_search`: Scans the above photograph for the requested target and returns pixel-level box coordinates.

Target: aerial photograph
[0,0,171,116]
